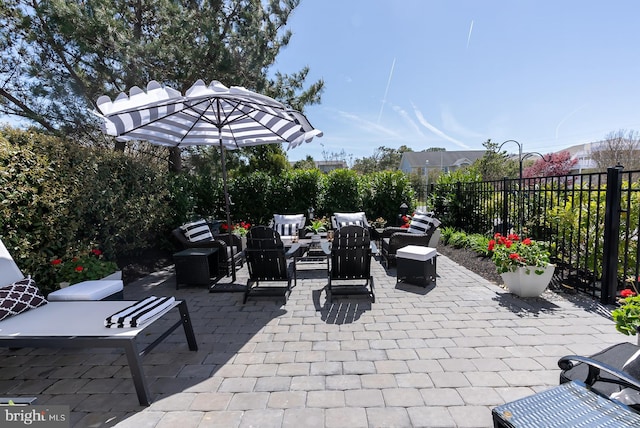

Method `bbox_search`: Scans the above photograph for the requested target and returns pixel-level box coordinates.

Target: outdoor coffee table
[292,238,331,279]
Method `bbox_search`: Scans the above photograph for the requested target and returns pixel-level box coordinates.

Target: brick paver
[0,253,630,427]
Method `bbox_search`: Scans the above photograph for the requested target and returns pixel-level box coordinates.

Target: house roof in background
[401,150,487,168]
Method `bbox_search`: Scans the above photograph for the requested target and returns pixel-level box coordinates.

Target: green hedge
[0,129,171,292]
[1,129,418,292]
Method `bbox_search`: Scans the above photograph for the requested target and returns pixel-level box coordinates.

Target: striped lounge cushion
[180,219,213,242]
[105,296,176,328]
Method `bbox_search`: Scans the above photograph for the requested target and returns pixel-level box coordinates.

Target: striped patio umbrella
[95,79,323,281]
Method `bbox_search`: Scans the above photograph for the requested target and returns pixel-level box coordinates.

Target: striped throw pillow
[408,213,437,235]
[275,223,298,237]
[180,219,213,242]
[338,220,364,228]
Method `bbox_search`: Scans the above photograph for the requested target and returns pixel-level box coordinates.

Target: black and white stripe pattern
[96,80,322,150]
[408,213,438,235]
[180,219,213,242]
[275,223,298,237]
[105,296,175,328]
[338,220,364,228]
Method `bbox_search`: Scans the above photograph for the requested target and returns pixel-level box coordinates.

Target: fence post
[601,166,623,304]
[502,177,509,235]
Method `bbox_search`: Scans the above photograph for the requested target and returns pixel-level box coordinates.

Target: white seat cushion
[48,280,123,301]
[396,246,437,261]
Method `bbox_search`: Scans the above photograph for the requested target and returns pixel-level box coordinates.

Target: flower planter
[500,264,555,297]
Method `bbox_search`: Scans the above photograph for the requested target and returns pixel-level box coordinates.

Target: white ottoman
[396,245,437,287]
[47,280,124,301]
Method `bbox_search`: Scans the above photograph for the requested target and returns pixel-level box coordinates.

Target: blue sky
[275,0,640,162]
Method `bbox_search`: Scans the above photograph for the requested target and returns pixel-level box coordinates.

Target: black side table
[173,248,219,289]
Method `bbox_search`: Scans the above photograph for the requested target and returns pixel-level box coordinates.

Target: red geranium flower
[621,289,636,298]
[51,259,62,265]
[488,239,496,251]
[522,238,532,245]
[75,266,84,272]
[509,253,520,260]
[91,249,102,256]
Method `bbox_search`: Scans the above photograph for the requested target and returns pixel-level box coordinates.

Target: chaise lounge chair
[0,237,197,406]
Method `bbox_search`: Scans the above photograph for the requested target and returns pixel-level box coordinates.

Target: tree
[351,145,412,174]
[242,145,290,176]
[292,156,317,170]
[473,139,518,181]
[591,130,640,170]
[0,0,324,170]
[523,151,577,178]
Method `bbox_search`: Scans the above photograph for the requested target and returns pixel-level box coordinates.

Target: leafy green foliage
[440,227,458,245]
[467,234,491,256]
[351,145,412,174]
[322,169,362,216]
[0,128,170,292]
[447,231,469,248]
[430,166,482,230]
[361,171,416,226]
[51,249,118,285]
[473,139,519,180]
[0,0,323,138]
[612,295,640,335]
[544,181,639,280]
[488,233,551,274]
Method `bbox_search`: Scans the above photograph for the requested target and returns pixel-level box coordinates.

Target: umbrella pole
[219,134,237,283]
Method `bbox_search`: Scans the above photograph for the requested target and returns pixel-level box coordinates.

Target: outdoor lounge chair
[244,226,299,304]
[559,342,640,409]
[492,347,640,426]
[0,237,198,406]
[381,212,440,268]
[170,220,244,279]
[323,225,375,303]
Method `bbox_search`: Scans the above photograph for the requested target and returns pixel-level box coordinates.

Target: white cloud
[412,104,470,148]
[441,106,483,139]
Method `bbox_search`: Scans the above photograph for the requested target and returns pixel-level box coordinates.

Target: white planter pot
[500,264,555,297]
[311,234,321,243]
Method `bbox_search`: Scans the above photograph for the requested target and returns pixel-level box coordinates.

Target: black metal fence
[430,167,640,304]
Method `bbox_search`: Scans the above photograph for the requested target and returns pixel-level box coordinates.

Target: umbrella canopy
[95,79,322,149]
[95,79,323,282]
